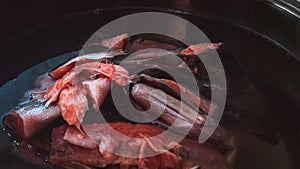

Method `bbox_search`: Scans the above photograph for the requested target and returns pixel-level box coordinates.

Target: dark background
[0,1,299,169]
[0,0,299,50]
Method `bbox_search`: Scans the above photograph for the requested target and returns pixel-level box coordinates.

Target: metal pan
[0,6,299,169]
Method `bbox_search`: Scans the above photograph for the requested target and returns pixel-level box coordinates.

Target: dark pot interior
[0,1,299,169]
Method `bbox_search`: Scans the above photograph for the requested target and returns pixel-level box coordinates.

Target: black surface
[0,1,299,169]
